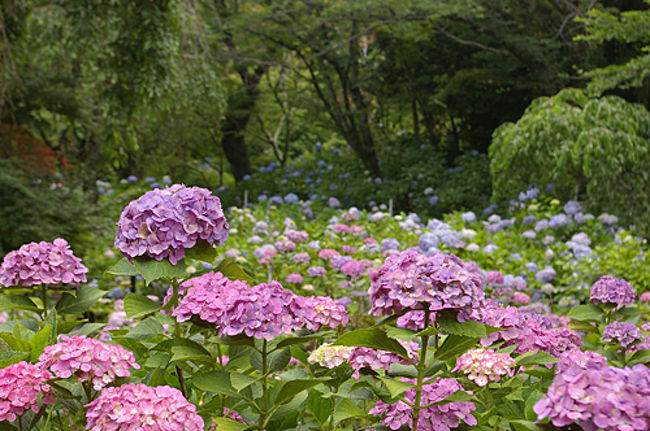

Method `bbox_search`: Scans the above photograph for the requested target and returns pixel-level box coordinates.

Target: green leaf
[215,257,255,284]
[307,390,331,426]
[277,332,334,348]
[170,344,214,364]
[428,390,475,406]
[127,317,165,340]
[218,334,255,347]
[386,326,418,341]
[0,351,29,367]
[230,372,256,391]
[275,378,329,405]
[0,333,31,352]
[56,286,106,315]
[69,323,106,337]
[390,363,418,378]
[567,304,604,322]
[133,257,187,285]
[435,335,479,361]
[511,420,545,431]
[185,240,218,263]
[333,398,369,424]
[29,324,51,362]
[379,377,415,398]
[124,293,161,319]
[0,295,39,312]
[333,327,410,360]
[211,418,247,431]
[104,257,139,277]
[625,348,650,366]
[516,351,558,367]
[192,371,239,397]
[435,310,493,338]
[269,347,291,372]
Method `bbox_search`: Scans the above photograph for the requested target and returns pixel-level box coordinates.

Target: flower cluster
[602,321,644,349]
[452,348,516,386]
[0,361,55,422]
[368,249,485,319]
[38,335,140,390]
[308,343,355,368]
[556,348,608,373]
[85,384,204,431]
[370,377,477,431]
[590,276,636,308]
[534,364,650,431]
[0,238,87,287]
[115,185,228,265]
[173,272,347,340]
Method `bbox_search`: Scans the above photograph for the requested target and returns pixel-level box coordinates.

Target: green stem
[176,365,187,397]
[41,284,48,319]
[259,339,269,430]
[18,416,24,431]
[411,309,431,429]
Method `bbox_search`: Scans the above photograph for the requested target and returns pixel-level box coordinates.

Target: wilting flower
[602,321,644,349]
[115,185,228,265]
[38,335,139,391]
[368,249,485,319]
[534,364,650,431]
[0,238,88,287]
[85,384,204,431]
[0,361,55,422]
[590,276,636,309]
[370,377,476,431]
[452,348,516,386]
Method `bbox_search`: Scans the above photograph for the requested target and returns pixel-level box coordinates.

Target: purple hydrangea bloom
[590,276,636,308]
[370,377,477,430]
[461,211,476,224]
[367,249,485,320]
[418,233,439,254]
[535,266,556,283]
[534,220,549,231]
[308,266,327,278]
[115,185,228,265]
[563,200,583,215]
[522,215,537,225]
[521,230,536,239]
[602,321,644,348]
[549,213,570,228]
[284,193,299,204]
[534,364,650,430]
[0,238,88,287]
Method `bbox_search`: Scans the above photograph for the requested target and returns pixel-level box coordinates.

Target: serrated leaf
[333,398,369,424]
[275,378,329,405]
[56,286,106,315]
[170,343,214,363]
[124,293,161,319]
[307,390,331,426]
[215,257,255,284]
[566,304,604,322]
[379,377,415,398]
[219,333,255,347]
[211,418,247,431]
[69,323,105,337]
[435,310,490,337]
[516,351,558,366]
[390,363,418,378]
[511,420,545,431]
[333,327,410,360]
[269,347,291,372]
[104,257,139,277]
[133,257,187,285]
[127,317,165,340]
[0,333,31,352]
[0,295,39,312]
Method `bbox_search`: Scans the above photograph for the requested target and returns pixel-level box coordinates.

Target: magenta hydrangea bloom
[370,377,477,431]
[534,364,650,431]
[590,276,636,309]
[302,296,350,330]
[368,249,485,319]
[556,348,608,373]
[38,335,140,390]
[285,230,309,242]
[0,238,88,287]
[0,361,55,422]
[286,273,304,284]
[485,271,504,285]
[173,272,344,340]
[340,260,368,278]
[115,184,228,265]
[318,249,340,260]
[452,348,516,386]
[602,321,644,349]
[85,383,204,431]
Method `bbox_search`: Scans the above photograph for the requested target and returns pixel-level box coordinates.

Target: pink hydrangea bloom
[293,252,311,264]
[222,407,245,424]
[286,273,304,284]
[274,240,296,253]
[452,348,516,386]
[368,249,485,319]
[485,271,504,285]
[302,296,349,329]
[513,292,530,304]
[115,185,228,265]
[370,377,476,431]
[556,348,608,373]
[341,245,356,255]
[590,275,636,309]
[340,260,368,278]
[333,224,350,233]
[0,361,55,422]
[0,238,87,287]
[307,266,327,278]
[38,335,139,390]
[534,364,650,430]
[318,249,340,260]
[285,229,309,242]
[639,291,650,303]
[85,384,204,431]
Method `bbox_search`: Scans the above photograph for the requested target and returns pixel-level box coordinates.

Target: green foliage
[490,88,650,234]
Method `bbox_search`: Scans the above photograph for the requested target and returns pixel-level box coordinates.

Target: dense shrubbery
[0,182,648,430]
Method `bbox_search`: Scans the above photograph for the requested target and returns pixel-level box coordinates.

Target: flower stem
[176,365,187,397]
[259,339,269,429]
[411,309,431,429]
[41,284,48,319]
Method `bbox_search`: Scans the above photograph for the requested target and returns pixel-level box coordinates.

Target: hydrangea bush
[0,183,647,430]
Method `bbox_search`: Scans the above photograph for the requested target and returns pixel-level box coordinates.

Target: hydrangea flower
[318,249,340,260]
[303,296,350,330]
[85,384,204,431]
[115,185,228,265]
[293,253,311,264]
[38,335,139,390]
[602,321,644,349]
[286,273,304,284]
[0,238,88,287]
[590,276,636,308]
[308,343,355,368]
[461,211,476,224]
[0,361,55,422]
[340,260,368,278]
[535,266,556,283]
[452,348,516,386]
[370,377,476,431]
[368,249,485,320]
[485,271,504,285]
[286,230,309,242]
[274,240,296,253]
[556,348,607,373]
[307,266,327,278]
[534,364,650,431]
